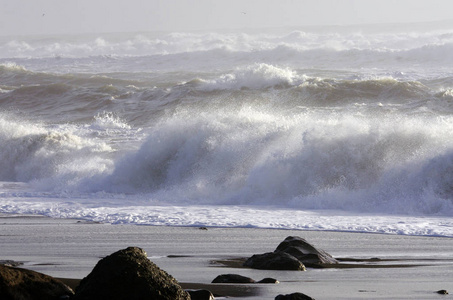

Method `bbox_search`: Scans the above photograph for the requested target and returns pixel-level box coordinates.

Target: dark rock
[244,252,306,271]
[73,246,190,300]
[275,236,338,267]
[437,289,448,294]
[0,264,74,300]
[275,292,316,300]
[187,289,215,300]
[211,274,279,285]
[212,274,255,283]
[244,236,337,270]
[257,277,279,284]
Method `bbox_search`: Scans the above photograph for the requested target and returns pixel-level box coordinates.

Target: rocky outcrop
[244,236,337,270]
[0,264,74,300]
[275,236,338,267]
[275,292,316,300]
[73,246,190,300]
[244,252,306,271]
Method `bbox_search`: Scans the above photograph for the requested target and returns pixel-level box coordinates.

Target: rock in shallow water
[257,277,279,284]
[244,236,337,270]
[276,236,338,267]
[0,264,74,300]
[244,252,306,271]
[212,274,279,284]
[275,292,316,300]
[73,246,190,300]
[212,273,256,283]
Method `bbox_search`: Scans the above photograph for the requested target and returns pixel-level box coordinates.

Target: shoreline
[1,214,452,299]
[2,211,453,238]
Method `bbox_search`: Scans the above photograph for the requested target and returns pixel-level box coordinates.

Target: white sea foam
[0,195,452,236]
[90,111,132,130]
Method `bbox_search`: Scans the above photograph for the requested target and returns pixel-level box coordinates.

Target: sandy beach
[1,213,452,299]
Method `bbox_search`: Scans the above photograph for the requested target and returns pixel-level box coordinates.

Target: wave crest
[0,114,113,187]
[196,63,304,91]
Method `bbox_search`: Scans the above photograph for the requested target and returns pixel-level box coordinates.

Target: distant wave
[189,63,428,98]
[2,29,453,57]
[192,63,305,90]
[2,30,453,76]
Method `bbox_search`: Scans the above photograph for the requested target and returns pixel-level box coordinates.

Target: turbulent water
[1,23,453,236]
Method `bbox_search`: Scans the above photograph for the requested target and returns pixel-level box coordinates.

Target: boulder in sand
[275,292,316,300]
[275,236,338,267]
[0,264,74,300]
[245,236,337,270]
[212,274,279,284]
[244,252,306,271]
[257,277,279,284]
[212,273,256,283]
[73,246,189,300]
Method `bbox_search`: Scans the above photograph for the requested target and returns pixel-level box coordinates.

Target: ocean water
[1,23,453,236]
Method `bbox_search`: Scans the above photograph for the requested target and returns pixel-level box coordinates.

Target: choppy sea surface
[1,23,453,236]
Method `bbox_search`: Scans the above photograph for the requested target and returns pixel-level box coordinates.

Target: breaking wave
[0,113,114,188]
[90,107,453,215]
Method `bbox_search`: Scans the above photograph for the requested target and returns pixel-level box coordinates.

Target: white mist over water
[1,24,453,236]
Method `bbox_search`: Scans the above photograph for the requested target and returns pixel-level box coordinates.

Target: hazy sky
[1,0,453,36]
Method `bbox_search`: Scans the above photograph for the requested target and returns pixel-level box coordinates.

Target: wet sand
[1,213,452,299]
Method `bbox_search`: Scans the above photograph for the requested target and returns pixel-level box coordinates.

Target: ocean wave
[2,102,453,216]
[1,83,113,123]
[81,107,453,216]
[2,61,451,126]
[0,62,28,72]
[3,26,453,234]
[0,62,142,86]
[182,65,438,109]
[0,114,114,187]
[194,63,306,90]
[291,77,430,106]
